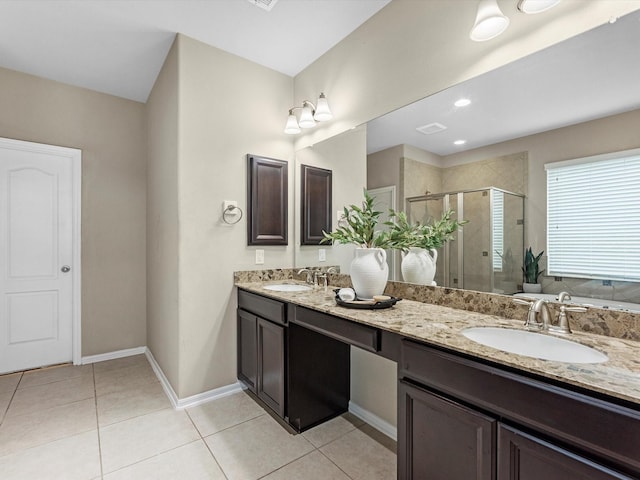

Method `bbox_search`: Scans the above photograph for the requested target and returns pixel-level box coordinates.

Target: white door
[0,138,80,374]
[367,186,397,281]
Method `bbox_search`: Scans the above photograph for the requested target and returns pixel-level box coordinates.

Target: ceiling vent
[416,122,447,135]
[247,0,279,12]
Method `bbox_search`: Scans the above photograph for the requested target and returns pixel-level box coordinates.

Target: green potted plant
[522,247,544,293]
[386,210,465,285]
[321,190,392,299]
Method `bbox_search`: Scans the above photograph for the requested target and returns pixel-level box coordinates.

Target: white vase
[522,282,542,294]
[401,247,438,285]
[350,248,389,299]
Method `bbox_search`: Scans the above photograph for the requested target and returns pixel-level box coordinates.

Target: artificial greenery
[385,209,465,251]
[522,247,544,283]
[321,189,393,248]
[321,189,465,251]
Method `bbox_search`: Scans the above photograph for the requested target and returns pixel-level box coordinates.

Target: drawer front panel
[400,340,640,476]
[293,306,379,352]
[238,289,286,325]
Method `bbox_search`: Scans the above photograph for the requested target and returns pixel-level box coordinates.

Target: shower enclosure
[406,187,525,294]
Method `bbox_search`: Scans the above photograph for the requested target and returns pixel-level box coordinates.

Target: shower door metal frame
[406,187,525,292]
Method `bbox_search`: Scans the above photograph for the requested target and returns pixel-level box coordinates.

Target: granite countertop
[235,280,640,407]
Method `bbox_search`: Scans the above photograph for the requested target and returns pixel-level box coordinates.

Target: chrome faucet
[297,268,314,284]
[556,291,572,303]
[513,297,552,331]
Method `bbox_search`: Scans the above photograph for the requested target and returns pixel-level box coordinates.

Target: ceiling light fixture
[517,0,561,14]
[454,98,472,107]
[454,140,467,145]
[470,0,510,42]
[284,93,333,134]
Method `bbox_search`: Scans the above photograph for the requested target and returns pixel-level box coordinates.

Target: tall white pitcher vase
[350,248,389,299]
[401,247,438,285]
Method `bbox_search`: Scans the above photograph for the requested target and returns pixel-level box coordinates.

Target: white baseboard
[144,348,243,410]
[81,346,147,365]
[349,401,397,441]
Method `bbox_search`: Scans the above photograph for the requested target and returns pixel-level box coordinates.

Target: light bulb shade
[470,0,510,42]
[517,0,560,14]
[284,114,300,134]
[313,93,333,122]
[298,105,316,128]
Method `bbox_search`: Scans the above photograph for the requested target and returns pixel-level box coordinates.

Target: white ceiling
[367,10,640,157]
[0,0,390,102]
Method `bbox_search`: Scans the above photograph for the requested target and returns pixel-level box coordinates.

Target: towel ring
[222,205,243,225]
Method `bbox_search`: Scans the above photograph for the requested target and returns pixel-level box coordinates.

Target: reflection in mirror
[406,187,524,295]
[300,164,332,246]
[364,11,640,308]
[294,126,367,273]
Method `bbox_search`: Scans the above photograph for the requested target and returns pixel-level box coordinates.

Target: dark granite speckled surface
[234,269,640,405]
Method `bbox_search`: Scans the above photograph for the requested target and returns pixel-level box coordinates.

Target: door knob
[61,265,71,273]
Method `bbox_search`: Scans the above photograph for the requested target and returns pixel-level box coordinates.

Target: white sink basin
[263,284,313,292]
[462,327,608,364]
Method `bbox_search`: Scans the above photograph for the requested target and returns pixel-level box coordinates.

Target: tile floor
[0,355,397,479]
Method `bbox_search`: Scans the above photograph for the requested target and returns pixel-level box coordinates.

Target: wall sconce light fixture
[470,0,510,42]
[284,93,333,134]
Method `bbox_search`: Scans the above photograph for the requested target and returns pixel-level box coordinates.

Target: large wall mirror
[294,10,640,308]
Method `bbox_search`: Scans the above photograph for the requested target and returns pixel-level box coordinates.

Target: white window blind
[545,148,640,282]
[491,189,504,272]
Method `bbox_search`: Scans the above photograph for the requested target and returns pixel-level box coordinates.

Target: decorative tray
[333,289,401,310]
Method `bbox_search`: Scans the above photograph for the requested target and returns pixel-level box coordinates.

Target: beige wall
[146,39,180,388]
[175,35,293,398]
[0,67,147,357]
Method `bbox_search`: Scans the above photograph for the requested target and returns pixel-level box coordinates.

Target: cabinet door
[398,380,496,480]
[257,317,285,417]
[498,425,632,480]
[237,309,257,392]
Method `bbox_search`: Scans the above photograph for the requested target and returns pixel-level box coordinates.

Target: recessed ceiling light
[454,140,466,145]
[454,98,471,107]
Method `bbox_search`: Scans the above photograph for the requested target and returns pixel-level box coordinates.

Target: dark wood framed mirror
[301,164,332,245]
[247,154,288,245]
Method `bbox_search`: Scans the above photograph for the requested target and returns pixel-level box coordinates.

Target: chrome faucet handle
[513,298,542,330]
[297,268,314,284]
[549,304,587,335]
[314,271,328,291]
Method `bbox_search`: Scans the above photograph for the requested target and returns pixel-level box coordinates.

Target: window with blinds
[545,148,640,282]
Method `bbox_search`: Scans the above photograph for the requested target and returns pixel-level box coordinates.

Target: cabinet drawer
[238,289,286,325]
[292,306,379,352]
[400,340,640,477]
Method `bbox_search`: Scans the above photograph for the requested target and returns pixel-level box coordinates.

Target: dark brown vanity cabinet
[237,290,286,417]
[399,380,495,480]
[399,340,639,480]
[237,290,350,431]
[497,425,631,479]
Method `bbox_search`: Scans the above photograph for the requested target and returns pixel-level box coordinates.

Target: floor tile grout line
[185,409,230,480]
[0,373,21,428]
[93,363,105,480]
[198,411,268,439]
[316,448,356,480]
[254,447,321,480]
[302,422,359,449]
[100,439,207,478]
